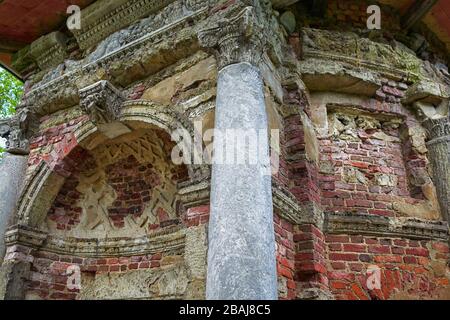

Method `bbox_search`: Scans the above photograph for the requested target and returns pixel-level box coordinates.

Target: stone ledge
[272,183,324,227]
[324,212,449,241]
[403,80,449,105]
[5,224,186,258]
[4,225,47,249]
[178,180,210,208]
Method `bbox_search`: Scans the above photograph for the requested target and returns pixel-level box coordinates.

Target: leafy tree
[0,67,22,117]
[0,67,23,156]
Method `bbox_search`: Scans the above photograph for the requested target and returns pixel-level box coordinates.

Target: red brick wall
[274,213,296,299]
[326,235,449,300]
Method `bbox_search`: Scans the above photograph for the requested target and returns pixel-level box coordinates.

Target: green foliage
[0,67,22,159]
[0,67,23,119]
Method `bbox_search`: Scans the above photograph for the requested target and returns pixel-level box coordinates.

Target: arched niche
[16,101,210,231]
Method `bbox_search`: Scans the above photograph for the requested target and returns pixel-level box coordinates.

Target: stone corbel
[79,80,125,125]
[198,6,266,70]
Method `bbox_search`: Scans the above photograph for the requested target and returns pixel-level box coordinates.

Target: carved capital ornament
[198,6,265,70]
[79,80,125,125]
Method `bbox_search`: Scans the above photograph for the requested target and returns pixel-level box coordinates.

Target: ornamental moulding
[29,32,68,71]
[324,212,449,241]
[4,224,186,258]
[71,0,177,50]
[25,8,208,116]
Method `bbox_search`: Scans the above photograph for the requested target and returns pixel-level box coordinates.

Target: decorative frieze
[184,0,211,11]
[71,0,177,50]
[79,80,124,124]
[25,9,207,116]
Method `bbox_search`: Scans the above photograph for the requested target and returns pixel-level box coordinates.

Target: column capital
[198,6,265,70]
[423,115,450,142]
[0,107,38,155]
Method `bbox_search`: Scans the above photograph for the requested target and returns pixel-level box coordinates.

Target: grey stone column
[199,7,278,300]
[0,153,27,261]
[424,117,450,222]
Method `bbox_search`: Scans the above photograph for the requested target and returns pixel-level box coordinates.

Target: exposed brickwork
[284,114,320,205]
[183,205,210,227]
[47,149,96,231]
[106,156,163,228]
[326,235,449,300]
[23,248,175,300]
[274,213,296,300]
[319,124,409,217]
[293,224,328,296]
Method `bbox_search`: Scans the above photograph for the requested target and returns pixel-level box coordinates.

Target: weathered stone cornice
[300,28,426,88]
[25,9,207,116]
[324,212,449,241]
[403,80,449,105]
[71,0,177,50]
[29,32,68,71]
[272,183,324,227]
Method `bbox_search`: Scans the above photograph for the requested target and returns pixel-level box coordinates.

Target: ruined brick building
[0,0,449,300]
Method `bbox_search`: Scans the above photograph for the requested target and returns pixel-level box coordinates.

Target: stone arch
[16,101,210,230]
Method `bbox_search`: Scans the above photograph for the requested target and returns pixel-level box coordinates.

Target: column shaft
[206,62,277,300]
[0,154,27,261]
